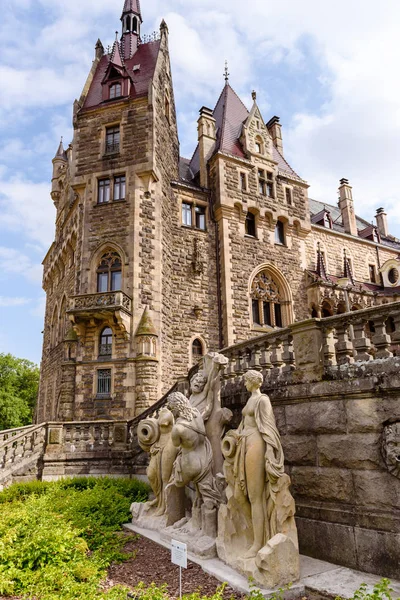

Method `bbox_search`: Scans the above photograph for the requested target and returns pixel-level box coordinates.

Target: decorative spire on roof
[120,0,142,60]
[316,242,328,281]
[110,34,124,67]
[54,137,67,161]
[343,249,355,286]
[224,60,230,85]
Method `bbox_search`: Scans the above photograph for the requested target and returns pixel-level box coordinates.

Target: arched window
[251,271,284,328]
[59,297,67,343]
[110,83,122,100]
[275,220,285,245]
[99,327,112,357]
[125,16,131,31]
[132,16,138,33]
[192,339,204,363]
[245,212,256,237]
[51,305,58,348]
[97,251,122,292]
[321,301,334,318]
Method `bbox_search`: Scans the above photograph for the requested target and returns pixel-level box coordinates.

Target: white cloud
[0,247,43,284]
[30,295,46,319]
[0,297,31,308]
[0,176,55,250]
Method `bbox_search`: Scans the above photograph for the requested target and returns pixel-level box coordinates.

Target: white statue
[217,370,299,588]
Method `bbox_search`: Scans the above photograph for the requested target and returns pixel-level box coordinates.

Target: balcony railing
[68,291,132,315]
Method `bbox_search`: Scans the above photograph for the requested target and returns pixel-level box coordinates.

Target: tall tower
[37,0,182,423]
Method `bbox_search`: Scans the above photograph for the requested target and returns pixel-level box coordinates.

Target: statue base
[131,485,186,531]
[162,516,217,559]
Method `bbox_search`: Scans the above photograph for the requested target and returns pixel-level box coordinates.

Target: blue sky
[1,0,400,366]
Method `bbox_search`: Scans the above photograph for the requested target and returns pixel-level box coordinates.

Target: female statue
[220,369,296,561]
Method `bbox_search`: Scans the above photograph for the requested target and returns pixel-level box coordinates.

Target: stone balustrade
[0,424,47,478]
[46,420,129,453]
[218,301,400,393]
[68,291,132,314]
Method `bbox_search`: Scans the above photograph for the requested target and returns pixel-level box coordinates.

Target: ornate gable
[240,93,273,160]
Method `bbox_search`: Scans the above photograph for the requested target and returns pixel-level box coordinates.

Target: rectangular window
[369,265,377,283]
[111,271,122,291]
[285,188,293,205]
[97,272,109,293]
[274,303,283,328]
[114,175,126,201]
[258,170,266,195]
[105,126,120,154]
[98,178,111,204]
[252,299,261,325]
[263,302,272,327]
[266,182,274,197]
[182,202,192,227]
[240,172,247,191]
[97,369,111,397]
[195,205,206,230]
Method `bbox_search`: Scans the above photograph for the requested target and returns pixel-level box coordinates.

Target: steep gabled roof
[122,0,141,16]
[82,40,161,110]
[189,83,301,181]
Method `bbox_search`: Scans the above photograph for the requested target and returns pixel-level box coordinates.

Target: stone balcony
[67,291,132,339]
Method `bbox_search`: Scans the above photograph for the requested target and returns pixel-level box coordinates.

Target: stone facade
[37,1,400,423]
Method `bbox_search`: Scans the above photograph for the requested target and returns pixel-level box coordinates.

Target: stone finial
[136,307,157,337]
[224,60,230,84]
[160,19,169,34]
[252,90,257,101]
[95,39,104,60]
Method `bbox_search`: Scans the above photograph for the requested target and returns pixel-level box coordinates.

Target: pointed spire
[54,137,67,161]
[316,242,328,280]
[110,37,124,67]
[136,307,157,337]
[120,0,142,60]
[343,249,355,285]
[95,39,104,60]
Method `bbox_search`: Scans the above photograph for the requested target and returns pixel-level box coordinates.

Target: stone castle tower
[37,0,400,422]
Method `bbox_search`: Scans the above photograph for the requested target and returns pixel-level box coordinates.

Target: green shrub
[336,579,400,600]
[0,477,149,600]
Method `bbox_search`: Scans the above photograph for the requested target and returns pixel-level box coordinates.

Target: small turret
[120,0,142,61]
[51,138,68,207]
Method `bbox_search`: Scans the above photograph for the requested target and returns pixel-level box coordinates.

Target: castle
[37,0,400,423]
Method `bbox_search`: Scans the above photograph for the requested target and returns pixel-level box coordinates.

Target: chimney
[266,116,283,154]
[375,207,388,237]
[197,107,216,188]
[338,178,358,236]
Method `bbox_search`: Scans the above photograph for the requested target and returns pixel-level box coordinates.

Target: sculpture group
[131,353,299,588]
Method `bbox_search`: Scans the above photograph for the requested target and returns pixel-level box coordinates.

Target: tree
[0,354,40,431]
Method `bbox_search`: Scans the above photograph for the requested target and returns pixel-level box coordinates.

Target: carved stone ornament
[382,422,400,478]
[251,272,281,302]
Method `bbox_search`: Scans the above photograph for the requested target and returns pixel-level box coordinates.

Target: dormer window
[311,209,333,229]
[110,83,122,100]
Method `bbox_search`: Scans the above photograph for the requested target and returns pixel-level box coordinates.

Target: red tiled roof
[189,83,301,181]
[82,40,160,110]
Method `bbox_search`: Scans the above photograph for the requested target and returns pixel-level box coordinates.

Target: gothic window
[105,126,120,154]
[192,339,204,362]
[182,202,192,226]
[114,176,126,201]
[97,369,111,397]
[97,252,122,292]
[245,212,256,237]
[109,83,122,100]
[285,188,293,206]
[98,178,111,204]
[275,220,285,245]
[251,271,284,328]
[59,297,67,343]
[132,16,138,33]
[50,306,58,348]
[125,16,131,31]
[195,206,206,230]
[99,327,112,357]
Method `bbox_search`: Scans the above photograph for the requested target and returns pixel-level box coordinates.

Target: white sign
[171,539,187,569]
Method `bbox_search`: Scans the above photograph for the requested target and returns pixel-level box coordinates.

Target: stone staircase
[0,424,47,490]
